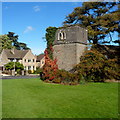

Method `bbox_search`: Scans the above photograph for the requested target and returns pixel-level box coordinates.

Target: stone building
[53,25,88,71]
[0,48,37,72]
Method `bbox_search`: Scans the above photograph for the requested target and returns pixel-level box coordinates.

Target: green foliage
[33,67,43,74]
[7,32,30,50]
[42,47,80,85]
[15,62,24,71]
[45,27,58,59]
[74,47,120,82]
[5,62,14,70]
[0,32,30,52]
[28,70,32,74]
[5,62,24,72]
[64,2,119,44]
[0,35,13,53]
[55,70,80,85]
[17,42,30,50]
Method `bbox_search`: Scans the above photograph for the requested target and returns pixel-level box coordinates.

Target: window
[58,30,66,40]
[33,66,34,70]
[63,32,66,39]
[16,59,19,62]
[28,59,31,62]
[59,33,63,40]
[10,59,13,62]
[24,66,26,70]
[28,66,31,70]
[33,59,34,62]
[25,59,26,62]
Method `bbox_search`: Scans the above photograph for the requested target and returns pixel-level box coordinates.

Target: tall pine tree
[63,2,119,45]
[7,32,30,50]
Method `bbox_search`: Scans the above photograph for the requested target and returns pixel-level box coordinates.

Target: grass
[2,78,119,118]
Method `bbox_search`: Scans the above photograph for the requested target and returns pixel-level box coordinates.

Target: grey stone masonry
[54,25,87,45]
[53,26,88,71]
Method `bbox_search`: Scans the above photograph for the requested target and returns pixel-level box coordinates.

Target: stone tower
[53,26,87,71]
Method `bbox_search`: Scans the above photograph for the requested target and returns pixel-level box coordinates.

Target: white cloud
[33,6,40,12]
[23,26,34,33]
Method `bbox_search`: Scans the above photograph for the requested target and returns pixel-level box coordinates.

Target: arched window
[63,32,66,39]
[58,30,66,40]
[59,32,63,40]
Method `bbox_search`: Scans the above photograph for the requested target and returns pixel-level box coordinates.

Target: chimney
[11,48,15,54]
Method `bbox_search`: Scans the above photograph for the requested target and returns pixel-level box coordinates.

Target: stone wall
[54,26,87,45]
[53,26,87,71]
[53,43,86,71]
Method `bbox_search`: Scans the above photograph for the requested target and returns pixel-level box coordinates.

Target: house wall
[40,57,45,68]
[36,57,45,68]
[21,50,37,72]
[0,49,38,73]
[0,50,9,70]
[36,62,40,68]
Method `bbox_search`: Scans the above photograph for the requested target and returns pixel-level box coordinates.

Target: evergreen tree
[1,32,30,50]
[63,2,119,44]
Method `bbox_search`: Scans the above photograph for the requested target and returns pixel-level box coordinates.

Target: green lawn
[2,78,118,118]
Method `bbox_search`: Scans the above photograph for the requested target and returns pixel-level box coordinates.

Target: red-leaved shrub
[42,47,58,82]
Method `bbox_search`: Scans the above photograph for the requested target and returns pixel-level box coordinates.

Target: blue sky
[2,2,82,55]
[2,1,119,55]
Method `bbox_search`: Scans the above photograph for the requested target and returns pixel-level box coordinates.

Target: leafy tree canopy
[7,32,30,50]
[5,62,24,71]
[0,32,30,53]
[0,35,13,53]
[73,47,120,81]
[63,2,119,45]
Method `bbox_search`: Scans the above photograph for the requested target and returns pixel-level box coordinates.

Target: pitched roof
[3,49,29,59]
[36,54,44,62]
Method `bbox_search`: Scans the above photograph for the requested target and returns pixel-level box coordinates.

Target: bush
[55,70,80,85]
[41,48,58,82]
[52,78,61,84]
[28,70,32,74]
[74,48,120,82]
[33,67,43,74]
[5,62,24,75]
[41,45,120,84]
[41,47,81,85]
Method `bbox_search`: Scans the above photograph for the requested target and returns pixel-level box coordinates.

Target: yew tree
[63,2,119,44]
